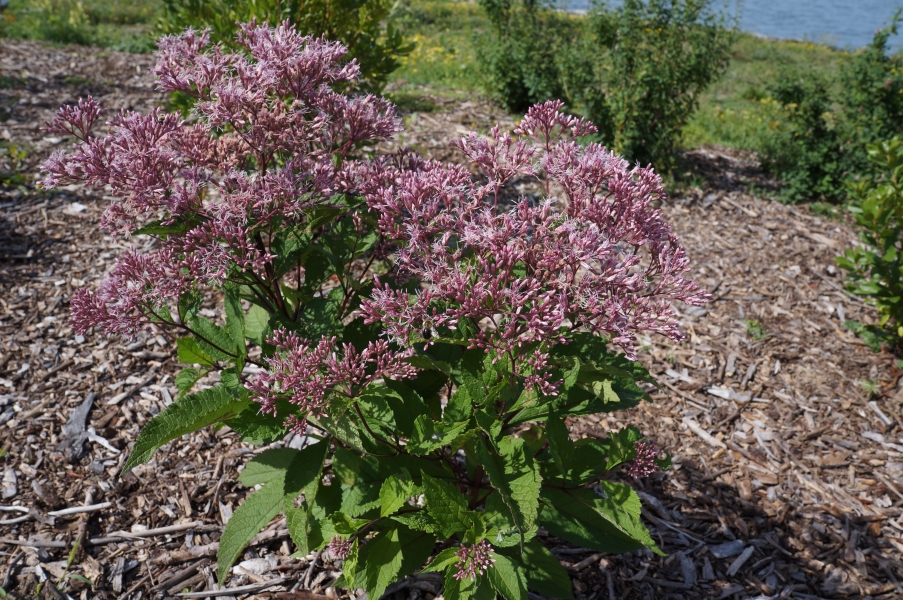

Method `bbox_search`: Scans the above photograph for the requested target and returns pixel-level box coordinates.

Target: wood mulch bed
[1,39,902,599]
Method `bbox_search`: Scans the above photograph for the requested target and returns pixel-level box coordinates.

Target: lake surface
[566,0,903,50]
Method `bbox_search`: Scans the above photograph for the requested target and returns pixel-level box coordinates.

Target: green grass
[683,31,850,150]
[0,0,164,52]
[389,0,485,94]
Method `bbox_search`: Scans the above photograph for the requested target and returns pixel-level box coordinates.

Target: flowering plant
[42,22,707,598]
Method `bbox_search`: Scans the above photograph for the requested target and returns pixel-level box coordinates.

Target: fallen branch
[48,501,111,517]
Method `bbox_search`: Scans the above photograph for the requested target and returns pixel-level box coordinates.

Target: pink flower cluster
[358,101,709,393]
[42,22,398,336]
[247,330,417,430]
[626,439,660,478]
[453,540,496,580]
[328,536,353,560]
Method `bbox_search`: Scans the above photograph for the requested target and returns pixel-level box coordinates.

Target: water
[566,0,903,50]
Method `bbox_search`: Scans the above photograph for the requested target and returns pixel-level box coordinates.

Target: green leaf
[217,478,285,582]
[307,205,345,232]
[284,441,331,555]
[539,486,662,556]
[546,409,573,479]
[407,415,471,456]
[188,315,235,361]
[227,406,286,445]
[380,471,414,517]
[362,527,404,600]
[355,525,435,596]
[224,282,247,360]
[477,436,541,544]
[604,426,644,471]
[271,223,313,279]
[174,367,206,398]
[487,552,528,600]
[421,473,480,538]
[286,505,312,556]
[392,512,442,535]
[238,448,300,487]
[520,542,573,599]
[178,290,202,321]
[177,337,214,367]
[123,385,249,473]
[244,304,270,345]
[444,377,477,422]
[483,492,536,548]
[383,380,428,437]
[342,539,360,586]
[284,440,331,500]
[330,512,370,535]
[423,547,460,572]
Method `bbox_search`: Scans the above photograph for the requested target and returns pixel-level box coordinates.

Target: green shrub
[759,14,903,202]
[159,0,412,93]
[757,71,847,203]
[585,0,733,167]
[837,137,903,348]
[476,0,732,169]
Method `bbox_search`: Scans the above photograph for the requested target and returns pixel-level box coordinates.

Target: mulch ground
[1,38,902,600]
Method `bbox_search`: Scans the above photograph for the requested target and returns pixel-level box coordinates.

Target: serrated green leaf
[520,542,573,599]
[238,447,300,487]
[226,406,286,445]
[188,315,235,361]
[407,415,471,455]
[177,337,214,367]
[123,385,249,473]
[392,512,442,534]
[224,282,247,360]
[423,547,460,572]
[444,378,476,422]
[421,473,479,538]
[342,539,359,586]
[329,512,370,535]
[547,409,574,480]
[244,304,270,345]
[605,426,644,471]
[477,437,541,545]
[487,552,528,600]
[178,290,202,321]
[362,527,404,600]
[217,479,285,581]
[286,504,312,556]
[539,486,662,556]
[380,471,413,517]
[174,367,206,398]
[284,440,331,500]
[383,380,428,438]
[483,493,537,548]
[307,205,345,232]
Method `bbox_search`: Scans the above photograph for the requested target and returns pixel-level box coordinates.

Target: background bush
[159,0,412,93]
[758,15,903,202]
[837,137,903,348]
[476,0,733,169]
